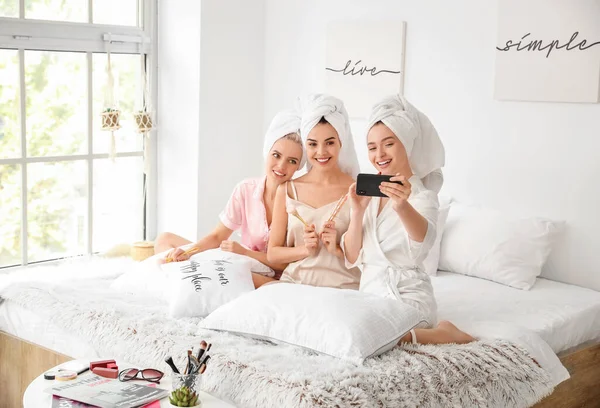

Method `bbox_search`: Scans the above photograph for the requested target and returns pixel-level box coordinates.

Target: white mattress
[2,272,600,359]
[432,272,600,354]
[0,300,101,359]
[0,256,132,359]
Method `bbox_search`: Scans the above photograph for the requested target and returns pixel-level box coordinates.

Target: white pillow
[111,247,274,300]
[438,202,560,290]
[422,204,450,276]
[165,258,254,318]
[200,283,426,364]
[193,249,274,277]
[110,253,170,300]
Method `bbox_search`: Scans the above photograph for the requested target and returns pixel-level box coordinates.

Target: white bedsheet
[0,300,101,359]
[433,272,600,354]
[0,256,132,359]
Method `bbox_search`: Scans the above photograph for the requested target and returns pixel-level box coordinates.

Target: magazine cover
[45,375,168,408]
[51,395,96,407]
[51,391,162,407]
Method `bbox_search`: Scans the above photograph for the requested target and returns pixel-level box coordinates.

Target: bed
[432,272,600,408]
[432,272,600,355]
[1,261,600,408]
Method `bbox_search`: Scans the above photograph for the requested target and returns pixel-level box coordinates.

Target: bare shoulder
[289,175,312,195]
[275,182,288,198]
[292,174,310,185]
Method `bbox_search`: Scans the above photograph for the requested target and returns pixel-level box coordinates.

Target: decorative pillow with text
[164,258,254,318]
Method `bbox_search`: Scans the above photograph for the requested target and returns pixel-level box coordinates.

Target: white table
[23,359,236,408]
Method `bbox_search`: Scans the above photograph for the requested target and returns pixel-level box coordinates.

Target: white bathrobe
[342,176,439,327]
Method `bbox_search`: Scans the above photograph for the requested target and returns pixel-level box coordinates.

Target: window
[0,0,155,267]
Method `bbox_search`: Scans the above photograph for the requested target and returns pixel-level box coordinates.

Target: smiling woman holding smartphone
[342,94,474,346]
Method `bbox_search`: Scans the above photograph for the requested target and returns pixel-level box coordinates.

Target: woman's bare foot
[398,320,476,345]
[435,320,475,344]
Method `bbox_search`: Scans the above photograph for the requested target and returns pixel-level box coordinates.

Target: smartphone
[59,360,90,375]
[356,173,403,198]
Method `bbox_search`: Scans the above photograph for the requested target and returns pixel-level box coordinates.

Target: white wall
[157,0,265,240]
[196,0,266,235]
[157,0,201,240]
[263,0,600,290]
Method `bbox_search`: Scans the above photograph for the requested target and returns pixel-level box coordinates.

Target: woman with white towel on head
[342,95,474,344]
[267,94,361,289]
[154,109,305,288]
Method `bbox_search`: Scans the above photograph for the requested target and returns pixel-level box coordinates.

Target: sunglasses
[118,368,164,384]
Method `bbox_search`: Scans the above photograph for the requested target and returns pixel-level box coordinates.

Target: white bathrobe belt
[383,265,423,299]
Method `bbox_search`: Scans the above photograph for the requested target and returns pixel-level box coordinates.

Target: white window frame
[0,0,158,267]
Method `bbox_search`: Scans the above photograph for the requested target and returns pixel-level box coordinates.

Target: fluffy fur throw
[0,258,554,407]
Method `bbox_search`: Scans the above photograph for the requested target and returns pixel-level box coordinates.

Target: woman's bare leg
[399,321,475,345]
[154,232,192,253]
[252,273,276,289]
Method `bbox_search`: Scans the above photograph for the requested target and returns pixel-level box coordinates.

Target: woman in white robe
[342,94,474,345]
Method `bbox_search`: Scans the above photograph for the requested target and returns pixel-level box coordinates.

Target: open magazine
[45,375,168,408]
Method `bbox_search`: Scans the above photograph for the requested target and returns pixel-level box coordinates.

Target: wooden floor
[0,332,70,408]
[2,331,600,408]
[533,342,600,408]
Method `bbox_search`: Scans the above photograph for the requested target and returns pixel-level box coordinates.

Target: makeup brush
[327,194,348,223]
[196,340,207,361]
[184,350,192,374]
[199,355,211,374]
[199,345,211,366]
[286,202,309,227]
[165,356,180,374]
[164,246,200,264]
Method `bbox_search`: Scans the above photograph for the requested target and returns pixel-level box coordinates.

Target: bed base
[533,342,600,407]
[0,331,70,408]
[1,330,599,408]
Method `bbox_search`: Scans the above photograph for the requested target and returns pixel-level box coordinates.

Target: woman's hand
[348,182,371,214]
[164,246,196,263]
[320,221,338,255]
[220,240,247,255]
[303,224,320,257]
[380,174,412,212]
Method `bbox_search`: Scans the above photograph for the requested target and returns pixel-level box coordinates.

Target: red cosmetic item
[92,367,119,379]
[90,359,116,371]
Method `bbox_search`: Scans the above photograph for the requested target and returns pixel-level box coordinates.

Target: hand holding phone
[381,174,412,211]
[356,173,404,198]
[348,182,371,213]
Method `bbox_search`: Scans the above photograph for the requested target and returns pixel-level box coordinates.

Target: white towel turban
[263,108,305,170]
[366,95,445,180]
[298,94,360,178]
